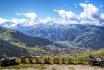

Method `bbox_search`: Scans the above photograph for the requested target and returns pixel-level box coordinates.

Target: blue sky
[0,0,104,19]
[0,0,104,27]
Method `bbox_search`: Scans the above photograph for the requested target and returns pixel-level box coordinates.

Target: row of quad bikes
[0,56,104,67]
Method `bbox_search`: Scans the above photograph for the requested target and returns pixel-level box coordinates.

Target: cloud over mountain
[55,3,104,26]
[0,3,104,28]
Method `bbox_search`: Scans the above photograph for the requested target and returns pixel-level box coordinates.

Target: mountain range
[7,23,104,49]
[0,22,104,57]
[0,26,79,57]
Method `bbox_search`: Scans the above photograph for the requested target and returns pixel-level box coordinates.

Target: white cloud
[101,14,104,19]
[23,12,37,19]
[16,12,38,19]
[16,13,22,16]
[99,14,104,24]
[0,3,104,27]
[0,18,7,24]
[9,18,26,24]
[79,3,99,20]
[54,10,80,25]
[80,3,99,14]
[78,3,104,26]
[40,17,56,24]
[54,10,79,21]
[54,3,104,26]
[16,12,39,26]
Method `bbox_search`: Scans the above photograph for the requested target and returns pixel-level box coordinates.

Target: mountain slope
[0,27,55,56]
[0,40,29,57]
[13,24,104,50]
[74,25,104,49]
[0,26,77,56]
[0,26,53,47]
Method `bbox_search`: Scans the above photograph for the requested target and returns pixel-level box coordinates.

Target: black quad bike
[0,57,19,66]
[88,56,104,67]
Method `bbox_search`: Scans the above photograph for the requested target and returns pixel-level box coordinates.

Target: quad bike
[0,57,19,66]
[88,56,104,67]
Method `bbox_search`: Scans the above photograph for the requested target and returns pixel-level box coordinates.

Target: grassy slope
[0,27,53,56]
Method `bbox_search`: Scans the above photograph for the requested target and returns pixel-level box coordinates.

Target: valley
[0,24,93,57]
[0,23,104,57]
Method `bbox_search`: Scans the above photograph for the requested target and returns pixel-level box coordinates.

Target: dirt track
[1,65,104,70]
[46,65,104,70]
